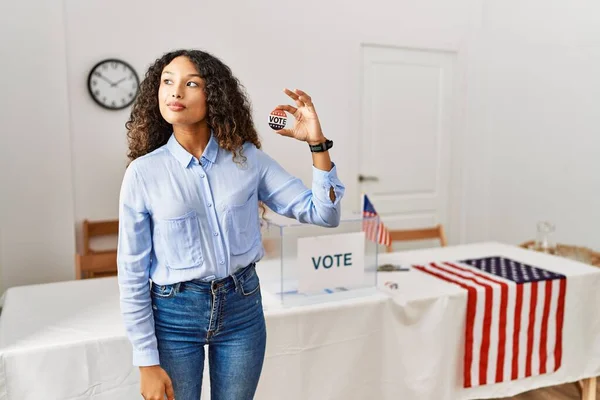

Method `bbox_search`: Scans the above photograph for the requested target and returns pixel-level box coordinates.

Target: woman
[117,49,345,400]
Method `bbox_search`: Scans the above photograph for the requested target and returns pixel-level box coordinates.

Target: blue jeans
[150,263,267,400]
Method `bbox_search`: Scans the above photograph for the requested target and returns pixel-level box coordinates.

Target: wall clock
[87,58,140,110]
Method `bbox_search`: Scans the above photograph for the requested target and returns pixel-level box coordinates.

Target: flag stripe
[414,265,478,388]
[546,279,559,372]
[531,282,544,376]
[495,280,508,382]
[554,278,566,371]
[518,284,531,379]
[539,280,552,374]
[525,282,538,377]
[511,283,524,380]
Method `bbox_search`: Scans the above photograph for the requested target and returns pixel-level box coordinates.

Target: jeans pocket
[157,210,203,269]
[226,191,260,256]
[151,283,175,299]
[239,268,260,296]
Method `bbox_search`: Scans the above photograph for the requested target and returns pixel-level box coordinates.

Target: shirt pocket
[157,210,203,269]
[226,190,260,256]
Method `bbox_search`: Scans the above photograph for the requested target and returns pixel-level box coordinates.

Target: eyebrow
[162,71,202,78]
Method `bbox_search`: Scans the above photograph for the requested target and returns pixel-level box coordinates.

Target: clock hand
[111,78,126,87]
[98,73,113,86]
[95,73,115,86]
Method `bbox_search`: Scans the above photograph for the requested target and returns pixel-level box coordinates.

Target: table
[0,267,389,399]
[0,242,599,399]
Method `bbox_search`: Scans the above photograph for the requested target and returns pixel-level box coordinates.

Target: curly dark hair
[125,49,261,163]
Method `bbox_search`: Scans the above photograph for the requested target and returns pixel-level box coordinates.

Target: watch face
[87,59,140,110]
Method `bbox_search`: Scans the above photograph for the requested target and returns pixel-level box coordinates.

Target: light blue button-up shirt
[117,133,345,366]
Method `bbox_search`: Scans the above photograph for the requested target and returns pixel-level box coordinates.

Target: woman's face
[158,56,207,127]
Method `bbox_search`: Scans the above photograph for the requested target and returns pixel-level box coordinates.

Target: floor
[490,378,598,400]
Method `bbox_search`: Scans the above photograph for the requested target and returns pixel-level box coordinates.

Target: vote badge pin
[268,109,287,130]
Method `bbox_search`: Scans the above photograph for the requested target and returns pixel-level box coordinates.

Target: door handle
[358,174,379,182]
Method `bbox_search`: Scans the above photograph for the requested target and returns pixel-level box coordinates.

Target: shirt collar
[166,132,219,168]
[202,132,219,165]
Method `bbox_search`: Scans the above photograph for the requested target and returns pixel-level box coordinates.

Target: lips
[167,101,185,111]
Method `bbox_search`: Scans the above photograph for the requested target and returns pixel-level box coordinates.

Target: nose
[171,91,182,99]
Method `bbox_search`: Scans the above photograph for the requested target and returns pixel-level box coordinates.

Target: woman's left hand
[274,88,327,145]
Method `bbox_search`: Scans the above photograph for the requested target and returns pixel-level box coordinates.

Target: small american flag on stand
[414,256,566,388]
[362,194,391,247]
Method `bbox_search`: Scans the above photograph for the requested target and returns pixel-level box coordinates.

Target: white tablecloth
[0,242,599,399]
[0,264,389,400]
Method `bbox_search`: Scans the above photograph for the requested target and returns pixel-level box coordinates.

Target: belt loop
[231,272,240,293]
[174,282,181,293]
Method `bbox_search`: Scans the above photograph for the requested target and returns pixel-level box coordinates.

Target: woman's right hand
[140,365,175,400]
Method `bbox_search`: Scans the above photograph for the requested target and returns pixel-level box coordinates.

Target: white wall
[473,0,600,248]
[0,0,76,292]
[2,0,599,291]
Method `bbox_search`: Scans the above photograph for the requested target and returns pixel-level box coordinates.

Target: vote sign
[297,232,365,293]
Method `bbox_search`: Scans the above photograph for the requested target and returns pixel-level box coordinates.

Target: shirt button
[219,260,225,265]
[213,232,219,236]
[199,174,205,178]
[207,203,212,207]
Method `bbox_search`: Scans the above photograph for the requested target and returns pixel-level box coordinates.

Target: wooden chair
[82,219,119,255]
[76,219,119,279]
[385,224,447,253]
[75,252,118,279]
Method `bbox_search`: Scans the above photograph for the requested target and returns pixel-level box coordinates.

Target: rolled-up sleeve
[256,148,345,227]
[117,165,159,367]
[310,163,344,208]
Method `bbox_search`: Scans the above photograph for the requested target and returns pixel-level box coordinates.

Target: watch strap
[308,139,333,153]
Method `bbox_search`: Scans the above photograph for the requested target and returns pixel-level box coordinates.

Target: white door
[358,44,457,248]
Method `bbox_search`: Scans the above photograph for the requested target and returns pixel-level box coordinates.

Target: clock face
[87,59,140,110]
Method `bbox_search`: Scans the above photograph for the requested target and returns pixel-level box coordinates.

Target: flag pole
[360,191,365,215]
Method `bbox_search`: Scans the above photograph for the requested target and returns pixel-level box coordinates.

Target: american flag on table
[414,256,567,388]
[361,194,391,247]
